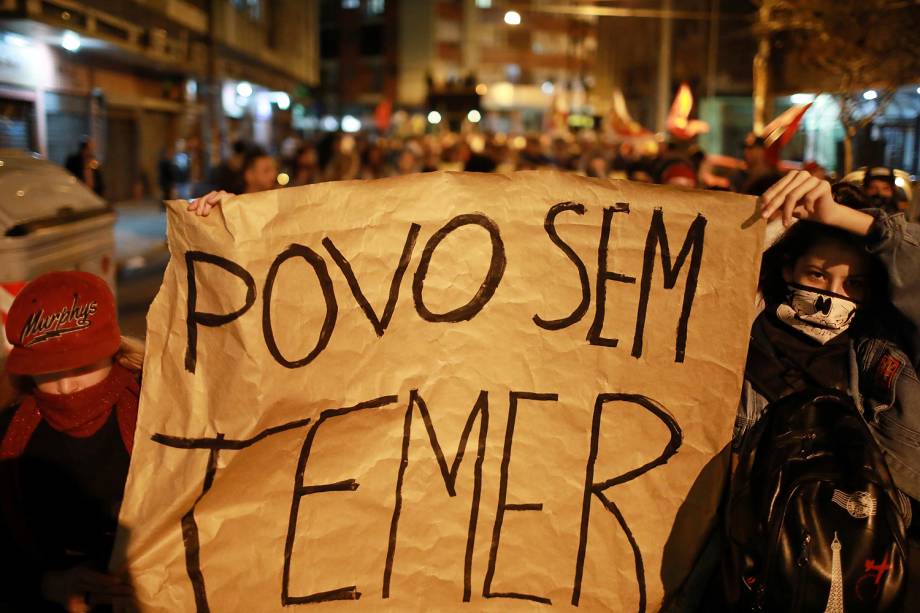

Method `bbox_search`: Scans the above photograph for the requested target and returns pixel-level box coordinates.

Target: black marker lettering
[631,209,707,362]
[282,395,399,605]
[571,394,682,610]
[483,391,557,605]
[184,252,256,373]
[533,202,591,330]
[383,390,489,601]
[587,204,636,347]
[413,213,506,322]
[179,434,223,613]
[263,244,338,369]
[322,223,421,337]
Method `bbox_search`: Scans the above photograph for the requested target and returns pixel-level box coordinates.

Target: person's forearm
[828,205,874,236]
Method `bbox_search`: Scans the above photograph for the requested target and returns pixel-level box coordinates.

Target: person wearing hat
[863,166,906,214]
[1,271,141,612]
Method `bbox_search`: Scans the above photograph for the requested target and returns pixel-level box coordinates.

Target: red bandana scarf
[0,363,139,459]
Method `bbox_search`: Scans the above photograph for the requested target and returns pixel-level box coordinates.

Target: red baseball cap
[4,271,121,376]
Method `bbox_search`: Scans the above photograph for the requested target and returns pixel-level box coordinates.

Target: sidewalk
[113,198,169,273]
[113,199,169,338]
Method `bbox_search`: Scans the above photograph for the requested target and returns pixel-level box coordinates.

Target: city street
[2,1,919,611]
[113,200,169,339]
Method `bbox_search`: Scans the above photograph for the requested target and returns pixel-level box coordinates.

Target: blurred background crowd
[195,128,912,213]
[0,0,918,335]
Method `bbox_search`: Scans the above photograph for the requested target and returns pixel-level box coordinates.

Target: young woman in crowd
[1,271,140,612]
[714,170,920,610]
[674,170,920,611]
[737,170,920,505]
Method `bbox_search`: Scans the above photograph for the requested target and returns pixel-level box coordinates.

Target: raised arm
[759,169,874,236]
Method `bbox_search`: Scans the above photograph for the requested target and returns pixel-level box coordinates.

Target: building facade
[318,0,597,132]
[0,0,318,200]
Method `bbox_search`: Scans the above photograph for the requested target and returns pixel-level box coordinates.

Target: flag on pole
[609,88,651,137]
[762,102,813,166]
[666,83,709,141]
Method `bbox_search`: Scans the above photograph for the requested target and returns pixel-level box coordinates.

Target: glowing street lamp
[504,10,521,25]
[427,111,442,125]
[467,109,482,123]
[341,115,362,133]
[61,31,81,52]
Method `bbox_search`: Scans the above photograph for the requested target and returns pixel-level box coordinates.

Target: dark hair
[626,160,653,179]
[759,220,886,311]
[242,147,271,175]
[863,167,896,189]
[831,181,870,210]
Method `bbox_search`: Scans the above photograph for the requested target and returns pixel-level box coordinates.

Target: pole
[206,0,223,167]
[706,0,719,99]
[656,0,673,134]
[752,0,771,134]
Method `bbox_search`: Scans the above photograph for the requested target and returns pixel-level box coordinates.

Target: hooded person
[0,271,140,612]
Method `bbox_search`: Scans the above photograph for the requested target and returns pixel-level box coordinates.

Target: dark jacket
[0,404,132,611]
[65,154,105,198]
[735,210,920,502]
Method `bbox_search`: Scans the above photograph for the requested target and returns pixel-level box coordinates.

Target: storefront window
[231,0,262,20]
[0,99,35,152]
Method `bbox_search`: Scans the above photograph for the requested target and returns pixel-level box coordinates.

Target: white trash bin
[0,149,116,354]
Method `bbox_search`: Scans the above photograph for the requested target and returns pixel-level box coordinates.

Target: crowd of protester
[9,125,918,611]
[202,129,912,217]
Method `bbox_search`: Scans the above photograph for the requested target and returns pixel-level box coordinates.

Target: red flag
[666,83,709,141]
[374,98,393,133]
[763,102,813,165]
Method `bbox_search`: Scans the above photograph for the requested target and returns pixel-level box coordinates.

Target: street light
[863,90,878,101]
[321,116,339,131]
[427,111,442,125]
[504,10,521,25]
[342,115,362,133]
[789,93,814,104]
[467,109,482,123]
[61,31,80,52]
[274,92,291,110]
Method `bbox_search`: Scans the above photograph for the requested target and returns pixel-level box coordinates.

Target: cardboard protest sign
[116,171,762,611]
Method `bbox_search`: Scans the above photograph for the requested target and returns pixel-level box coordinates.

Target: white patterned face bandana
[775,283,859,344]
